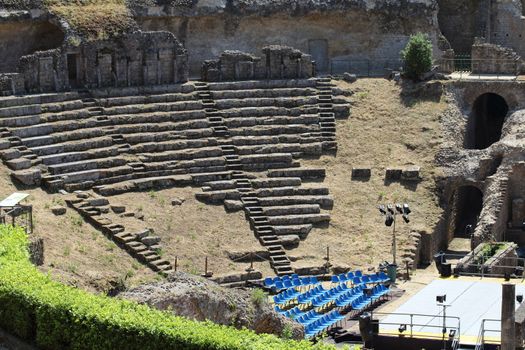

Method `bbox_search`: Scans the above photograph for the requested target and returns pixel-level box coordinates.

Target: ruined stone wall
[0,18,64,73]
[437,0,489,54]
[471,41,523,74]
[1,30,188,94]
[134,1,442,75]
[440,81,525,248]
[491,0,525,57]
[202,46,315,81]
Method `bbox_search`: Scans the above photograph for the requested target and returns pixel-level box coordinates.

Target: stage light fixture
[517,294,523,303]
[395,203,403,214]
[378,205,386,215]
[436,294,446,303]
[398,324,407,333]
[387,204,394,214]
[402,214,410,223]
[403,203,411,214]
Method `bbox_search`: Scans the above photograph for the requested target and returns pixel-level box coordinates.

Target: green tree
[402,33,433,80]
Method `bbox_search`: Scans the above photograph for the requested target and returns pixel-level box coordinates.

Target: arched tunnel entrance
[467,93,508,149]
[454,186,483,237]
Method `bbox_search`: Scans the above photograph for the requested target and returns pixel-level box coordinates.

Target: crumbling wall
[202,46,314,81]
[491,0,525,57]
[134,0,442,75]
[471,40,523,74]
[1,30,188,94]
[0,18,64,73]
[437,0,489,54]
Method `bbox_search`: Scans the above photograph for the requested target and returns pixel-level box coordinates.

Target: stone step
[262,204,321,216]
[267,213,330,226]
[114,232,136,244]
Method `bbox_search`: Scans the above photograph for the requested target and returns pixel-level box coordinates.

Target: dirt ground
[0,78,448,292]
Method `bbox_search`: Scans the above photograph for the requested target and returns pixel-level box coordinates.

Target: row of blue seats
[274,284,326,305]
[304,310,345,338]
[331,271,389,285]
[273,288,301,305]
[334,286,367,308]
[351,285,390,311]
[264,275,319,289]
[309,284,352,308]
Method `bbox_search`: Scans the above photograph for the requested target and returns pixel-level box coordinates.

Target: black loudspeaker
[441,263,452,278]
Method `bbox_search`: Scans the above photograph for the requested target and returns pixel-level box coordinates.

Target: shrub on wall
[0,225,335,350]
[401,33,433,80]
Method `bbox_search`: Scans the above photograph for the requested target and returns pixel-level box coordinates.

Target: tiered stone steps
[0,79,350,275]
[65,192,173,274]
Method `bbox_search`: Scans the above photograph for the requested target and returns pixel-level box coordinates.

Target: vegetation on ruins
[401,33,433,80]
[0,225,336,350]
[44,0,137,41]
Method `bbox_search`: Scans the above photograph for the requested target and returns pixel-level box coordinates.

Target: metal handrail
[370,311,461,345]
[475,319,501,350]
[440,253,525,280]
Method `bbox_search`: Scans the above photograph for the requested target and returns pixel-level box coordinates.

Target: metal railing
[440,253,525,279]
[474,319,501,350]
[442,58,521,80]
[329,59,405,77]
[370,311,461,348]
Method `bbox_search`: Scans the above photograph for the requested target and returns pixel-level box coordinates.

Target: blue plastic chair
[331,275,339,284]
[355,270,363,278]
[264,277,274,287]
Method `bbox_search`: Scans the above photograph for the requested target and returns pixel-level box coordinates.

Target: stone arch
[466,93,509,149]
[452,185,484,237]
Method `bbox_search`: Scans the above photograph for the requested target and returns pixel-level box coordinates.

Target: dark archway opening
[454,186,483,237]
[467,93,508,149]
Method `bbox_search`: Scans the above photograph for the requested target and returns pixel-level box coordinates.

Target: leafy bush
[0,225,335,350]
[251,288,267,307]
[401,33,433,80]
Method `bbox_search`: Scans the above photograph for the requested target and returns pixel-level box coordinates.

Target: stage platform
[380,278,525,345]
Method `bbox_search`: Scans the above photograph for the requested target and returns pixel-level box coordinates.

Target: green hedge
[0,226,335,350]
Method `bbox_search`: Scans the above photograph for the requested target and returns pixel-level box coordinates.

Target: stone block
[171,198,185,206]
[385,168,402,181]
[142,235,161,247]
[224,200,244,212]
[279,235,300,248]
[351,167,371,179]
[11,168,41,186]
[343,72,357,83]
[111,205,126,214]
[294,265,328,276]
[88,198,109,207]
[401,166,421,181]
[51,206,66,216]
[6,157,31,170]
[136,229,150,240]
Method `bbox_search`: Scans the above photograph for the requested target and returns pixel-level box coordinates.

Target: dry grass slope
[44,0,136,41]
[0,78,447,292]
[293,78,446,271]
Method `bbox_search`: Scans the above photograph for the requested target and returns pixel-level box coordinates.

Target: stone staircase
[316,77,338,150]
[0,79,350,276]
[195,81,294,275]
[66,192,174,274]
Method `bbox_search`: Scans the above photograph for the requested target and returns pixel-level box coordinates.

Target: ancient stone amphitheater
[0,73,352,276]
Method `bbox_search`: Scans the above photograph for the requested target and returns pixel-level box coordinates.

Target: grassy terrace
[0,225,337,350]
